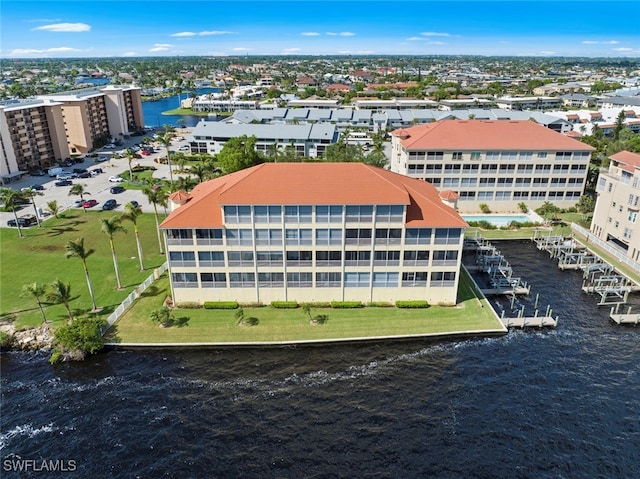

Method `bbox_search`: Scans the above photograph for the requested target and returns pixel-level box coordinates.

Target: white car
[104,144,116,150]
[109,176,124,183]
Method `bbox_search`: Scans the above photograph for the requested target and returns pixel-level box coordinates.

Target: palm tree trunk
[31,198,42,227]
[134,229,144,271]
[37,299,47,324]
[82,263,98,310]
[64,302,74,323]
[152,204,164,254]
[11,210,24,238]
[110,239,123,289]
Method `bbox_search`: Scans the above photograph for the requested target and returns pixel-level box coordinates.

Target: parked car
[109,176,124,183]
[104,144,115,150]
[141,150,151,156]
[82,199,98,208]
[30,170,46,176]
[91,168,103,176]
[57,172,75,180]
[128,200,139,208]
[110,186,125,194]
[30,184,45,191]
[55,179,73,187]
[102,199,117,210]
[178,145,190,152]
[62,160,74,167]
[78,172,92,178]
[73,168,88,174]
[7,215,36,227]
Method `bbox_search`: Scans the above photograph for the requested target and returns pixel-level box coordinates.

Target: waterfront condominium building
[390,120,595,213]
[591,150,640,263]
[0,99,69,183]
[160,162,468,306]
[38,85,144,155]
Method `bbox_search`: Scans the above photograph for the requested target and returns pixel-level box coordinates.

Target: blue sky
[2,1,639,58]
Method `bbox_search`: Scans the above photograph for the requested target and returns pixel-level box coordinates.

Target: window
[344,250,371,266]
[531,191,546,199]
[459,191,476,200]
[316,250,341,266]
[256,251,283,266]
[226,229,253,246]
[548,191,564,200]
[553,164,570,173]
[495,191,512,201]
[316,229,342,245]
[285,228,312,245]
[444,164,461,174]
[258,272,284,287]
[227,251,254,267]
[166,229,192,244]
[432,250,458,266]
[452,151,463,160]
[373,272,398,287]
[535,164,551,173]
[442,178,460,188]
[169,251,196,267]
[255,229,282,246]
[515,178,531,187]
[486,152,500,161]
[434,228,461,245]
[555,152,572,160]
[375,228,402,244]
[345,205,373,222]
[402,272,428,287]
[195,229,223,245]
[425,164,442,173]
[316,205,342,223]
[344,272,370,288]
[462,164,479,174]
[284,205,312,223]
[499,164,515,173]
[460,178,477,187]
[224,205,251,223]
[403,250,430,266]
[479,178,496,187]
[533,178,548,186]
[481,164,498,173]
[627,211,637,223]
[517,164,534,173]
[470,152,482,161]
[345,228,372,245]
[254,205,282,223]
[198,251,225,267]
[477,191,494,201]
[200,272,226,288]
[374,250,400,266]
[408,164,425,174]
[513,191,529,199]
[286,250,312,266]
[316,272,341,287]
[405,228,432,245]
[551,178,567,186]
[426,151,444,161]
[172,272,197,288]
[537,152,548,159]
[376,205,404,222]
[430,271,456,287]
[287,272,313,287]
[229,272,255,288]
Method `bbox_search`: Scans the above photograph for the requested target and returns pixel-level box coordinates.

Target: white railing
[101,262,168,335]
[570,223,640,275]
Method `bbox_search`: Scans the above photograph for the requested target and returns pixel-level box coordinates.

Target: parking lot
[1,128,194,228]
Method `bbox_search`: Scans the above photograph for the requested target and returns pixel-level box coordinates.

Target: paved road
[1,128,194,228]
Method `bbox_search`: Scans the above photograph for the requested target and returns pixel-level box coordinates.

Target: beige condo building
[591,151,640,262]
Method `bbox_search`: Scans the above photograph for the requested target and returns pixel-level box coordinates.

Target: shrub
[367,302,394,308]
[302,302,332,308]
[396,300,430,308]
[50,317,107,364]
[467,220,496,230]
[203,301,239,309]
[175,301,201,309]
[331,301,364,309]
[271,301,299,309]
[0,330,13,349]
[479,203,491,213]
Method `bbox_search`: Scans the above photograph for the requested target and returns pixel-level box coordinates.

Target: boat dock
[609,304,640,325]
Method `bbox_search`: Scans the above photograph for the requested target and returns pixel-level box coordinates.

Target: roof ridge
[218,163,267,199]
[401,179,466,225]
[361,165,412,204]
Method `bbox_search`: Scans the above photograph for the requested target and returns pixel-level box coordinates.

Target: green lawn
[106,269,504,344]
[0,211,166,330]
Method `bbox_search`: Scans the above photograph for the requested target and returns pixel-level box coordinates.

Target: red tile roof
[610,150,640,172]
[391,120,595,151]
[160,163,467,229]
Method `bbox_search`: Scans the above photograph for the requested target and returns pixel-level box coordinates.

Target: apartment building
[160,163,467,306]
[189,120,338,157]
[39,85,144,154]
[591,151,640,263]
[495,96,562,111]
[390,120,594,213]
[0,99,69,183]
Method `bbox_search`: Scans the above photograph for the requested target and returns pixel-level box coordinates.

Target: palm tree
[101,216,127,289]
[124,148,136,181]
[21,187,44,227]
[65,238,98,311]
[159,132,175,183]
[21,282,48,325]
[46,200,61,219]
[47,279,74,323]
[69,184,90,213]
[0,187,26,238]
[121,202,145,271]
[142,186,168,254]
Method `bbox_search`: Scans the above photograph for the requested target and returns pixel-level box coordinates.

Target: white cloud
[421,32,451,37]
[232,47,252,52]
[9,46,81,56]
[337,50,374,55]
[149,43,174,52]
[340,32,355,37]
[612,47,634,52]
[406,37,424,41]
[581,40,619,45]
[301,32,321,36]
[121,51,138,57]
[429,41,446,45]
[33,22,91,32]
[171,32,196,37]
[282,48,301,53]
[199,30,235,36]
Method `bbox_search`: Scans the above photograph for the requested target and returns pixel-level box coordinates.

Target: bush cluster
[367,302,394,308]
[395,300,430,308]
[203,301,239,309]
[271,301,299,309]
[330,301,364,309]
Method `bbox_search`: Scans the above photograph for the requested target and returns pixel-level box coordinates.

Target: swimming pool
[462,214,532,226]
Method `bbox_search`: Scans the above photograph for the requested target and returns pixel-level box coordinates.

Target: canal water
[1,240,639,478]
[142,88,220,128]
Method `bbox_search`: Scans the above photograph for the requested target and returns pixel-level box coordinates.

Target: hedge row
[271,301,299,309]
[395,300,430,308]
[330,301,364,309]
[203,301,239,309]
